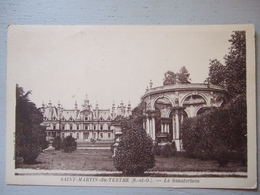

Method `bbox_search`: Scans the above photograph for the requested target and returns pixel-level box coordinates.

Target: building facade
[142,82,228,151]
[41,95,131,142]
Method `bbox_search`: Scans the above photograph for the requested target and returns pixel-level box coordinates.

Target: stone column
[146,118,150,135]
[149,118,153,137]
[175,111,179,139]
[152,117,156,140]
[172,113,176,140]
[161,123,164,133]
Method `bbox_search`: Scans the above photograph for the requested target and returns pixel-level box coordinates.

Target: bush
[182,103,247,165]
[214,144,231,167]
[52,136,62,150]
[113,128,155,175]
[62,136,77,153]
[152,142,161,156]
[161,142,177,157]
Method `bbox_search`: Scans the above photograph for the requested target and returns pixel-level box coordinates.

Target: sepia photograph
[6,25,256,189]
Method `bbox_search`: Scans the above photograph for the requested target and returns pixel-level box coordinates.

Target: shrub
[52,136,62,150]
[152,142,161,156]
[182,103,247,165]
[161,143,171,157]
[62,136,77,153]
[113,128,155,175]
[214,144,231,167]
[161,142,177,157]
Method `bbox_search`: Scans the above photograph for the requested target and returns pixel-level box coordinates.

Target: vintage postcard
[6,25,256,189]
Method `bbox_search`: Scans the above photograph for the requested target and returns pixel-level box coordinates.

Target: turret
[75,101,78,109]
[149,80,153,88]
[84,94,89,107]
[127,101,131,111]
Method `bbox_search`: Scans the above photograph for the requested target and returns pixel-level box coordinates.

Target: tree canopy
[209,31,246,98]
[163,66,191,85]
[16,84,47,164]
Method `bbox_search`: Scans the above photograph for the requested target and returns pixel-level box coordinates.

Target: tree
[163,66,191,85]
[163,71,177,85]
[178,66,191,84]
[113,128,155,175]
[209,31,246,98]
[62,135,77,153]
[16,84,47,164]
[182,31,247,166]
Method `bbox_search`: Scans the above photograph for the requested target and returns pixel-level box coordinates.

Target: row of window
[60,132,111,139]
[50,124,111,130]
[44,116,111,121]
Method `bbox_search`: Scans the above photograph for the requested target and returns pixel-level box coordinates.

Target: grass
[16,148,247,173]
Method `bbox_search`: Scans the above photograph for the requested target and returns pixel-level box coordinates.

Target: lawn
[16,148,247,173]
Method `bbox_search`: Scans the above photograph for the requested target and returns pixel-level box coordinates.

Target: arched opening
[154,97,173,143]
[183,94,207,117]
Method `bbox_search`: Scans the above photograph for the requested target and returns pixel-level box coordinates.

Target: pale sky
[8,25,236,110]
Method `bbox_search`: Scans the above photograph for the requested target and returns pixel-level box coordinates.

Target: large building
[142,81,228,151]
[41,95,132,142]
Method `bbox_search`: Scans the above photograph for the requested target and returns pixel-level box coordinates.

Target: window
[53,125,56,130]
[85,125,88,130]
[70,125,73,130]
[77,125,79,130]
[93,125,96,130]
[62,133,65,139]
[108,133,111,138]
[100,125,103,130]
[85,116,88,121]
[62,125,65,130]
[100,133,103,138]
[108,126,110,130]
[77,133,79,139]
[84,133,89,140]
